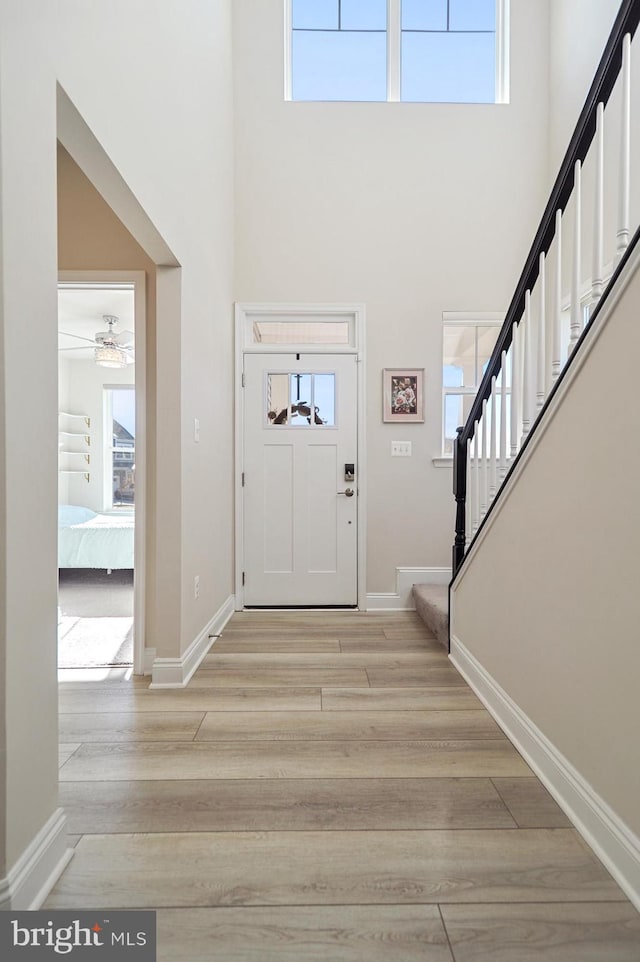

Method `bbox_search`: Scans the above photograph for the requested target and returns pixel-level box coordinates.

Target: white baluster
[569,160,582,353]
[499,350,507,482]
[537,252,546,411]
[473,426,480,534]
[510,322,519,457]
[481,399,488,519]
[522,291,533,437]
[616,33,631,264]
[552,210,563,380]
[489,376,497,503]
[592,102,605,302]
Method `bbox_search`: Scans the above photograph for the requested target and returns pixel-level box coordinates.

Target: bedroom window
[286,0,509,103]
[105,387,136,510]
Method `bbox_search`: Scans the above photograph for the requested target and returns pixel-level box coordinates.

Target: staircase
[438,0,640,913]
[411,0,640,653]
[451,0,640,579]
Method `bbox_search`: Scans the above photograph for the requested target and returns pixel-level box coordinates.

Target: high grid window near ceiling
[288,0,508,103]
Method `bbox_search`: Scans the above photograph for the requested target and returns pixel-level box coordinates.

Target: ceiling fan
[59,315,135,368]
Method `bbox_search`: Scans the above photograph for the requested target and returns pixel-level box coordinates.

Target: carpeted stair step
[412,584,448,649]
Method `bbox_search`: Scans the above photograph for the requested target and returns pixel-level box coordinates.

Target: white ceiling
[58,285,135,362]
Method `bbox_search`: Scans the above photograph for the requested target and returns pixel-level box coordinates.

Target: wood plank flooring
[50,610,640,961]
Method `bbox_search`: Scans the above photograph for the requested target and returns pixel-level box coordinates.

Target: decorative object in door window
[383,368,424,422]
[266,372,336,427]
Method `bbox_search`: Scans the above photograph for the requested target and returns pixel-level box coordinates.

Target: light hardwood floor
[51,611,640,961]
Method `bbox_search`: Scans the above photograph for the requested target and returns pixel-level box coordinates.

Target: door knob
[337,488,355,497]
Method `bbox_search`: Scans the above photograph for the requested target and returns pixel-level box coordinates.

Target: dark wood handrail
[459,0,640,443]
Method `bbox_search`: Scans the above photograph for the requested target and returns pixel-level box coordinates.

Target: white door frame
[58,270,147,674]
[234,302,367,610]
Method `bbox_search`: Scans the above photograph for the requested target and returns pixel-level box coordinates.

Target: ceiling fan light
[95,344,128,368]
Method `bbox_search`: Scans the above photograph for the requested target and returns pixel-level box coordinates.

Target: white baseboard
[366,567,450,610]
[450,634,640,912]
[150,594,235,689]
[365,593,409,610]
[0,808,73,910]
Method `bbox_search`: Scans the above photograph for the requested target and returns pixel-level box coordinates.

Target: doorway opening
[57,277,145,670]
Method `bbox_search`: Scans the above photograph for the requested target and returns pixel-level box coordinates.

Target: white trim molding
[0,809,73,910]
[366,566,450,610]
[58,270,148,677]
[450,635,640,912]
[150,594,235,688]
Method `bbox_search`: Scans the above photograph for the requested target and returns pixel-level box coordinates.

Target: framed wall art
[383,368,424,423]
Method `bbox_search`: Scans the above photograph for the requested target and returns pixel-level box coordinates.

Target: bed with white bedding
[58,505,134,569]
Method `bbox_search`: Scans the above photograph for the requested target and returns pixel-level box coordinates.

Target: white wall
[233,0,552,592]
[450,248,640,899]
[548,0,621,174]
[0,0,61,883]
[53,10,235,657]
[0,0,234,897]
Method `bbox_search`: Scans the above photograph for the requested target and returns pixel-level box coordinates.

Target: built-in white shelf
[59,451,90,463]
[59,412,91,481]
[59,470,90,481]
[59,431,91,444]
[59,412,91,428]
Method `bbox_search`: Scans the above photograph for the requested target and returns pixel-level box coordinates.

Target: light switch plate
[391,441,412,457]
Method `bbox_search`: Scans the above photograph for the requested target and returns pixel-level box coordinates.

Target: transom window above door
[287,0,509,103]
[236,303,362,352]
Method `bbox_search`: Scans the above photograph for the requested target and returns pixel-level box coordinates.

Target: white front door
[243,352,358,606]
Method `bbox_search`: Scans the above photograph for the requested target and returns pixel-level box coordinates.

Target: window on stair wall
[286,0,510,103]
[441,313,503,457]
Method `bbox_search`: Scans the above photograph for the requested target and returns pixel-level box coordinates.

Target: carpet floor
[58,569,133,667]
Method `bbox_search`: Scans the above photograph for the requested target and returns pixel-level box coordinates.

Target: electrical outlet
[194,575,200,600]
[194,418,200,443]
[391,441,412,457]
